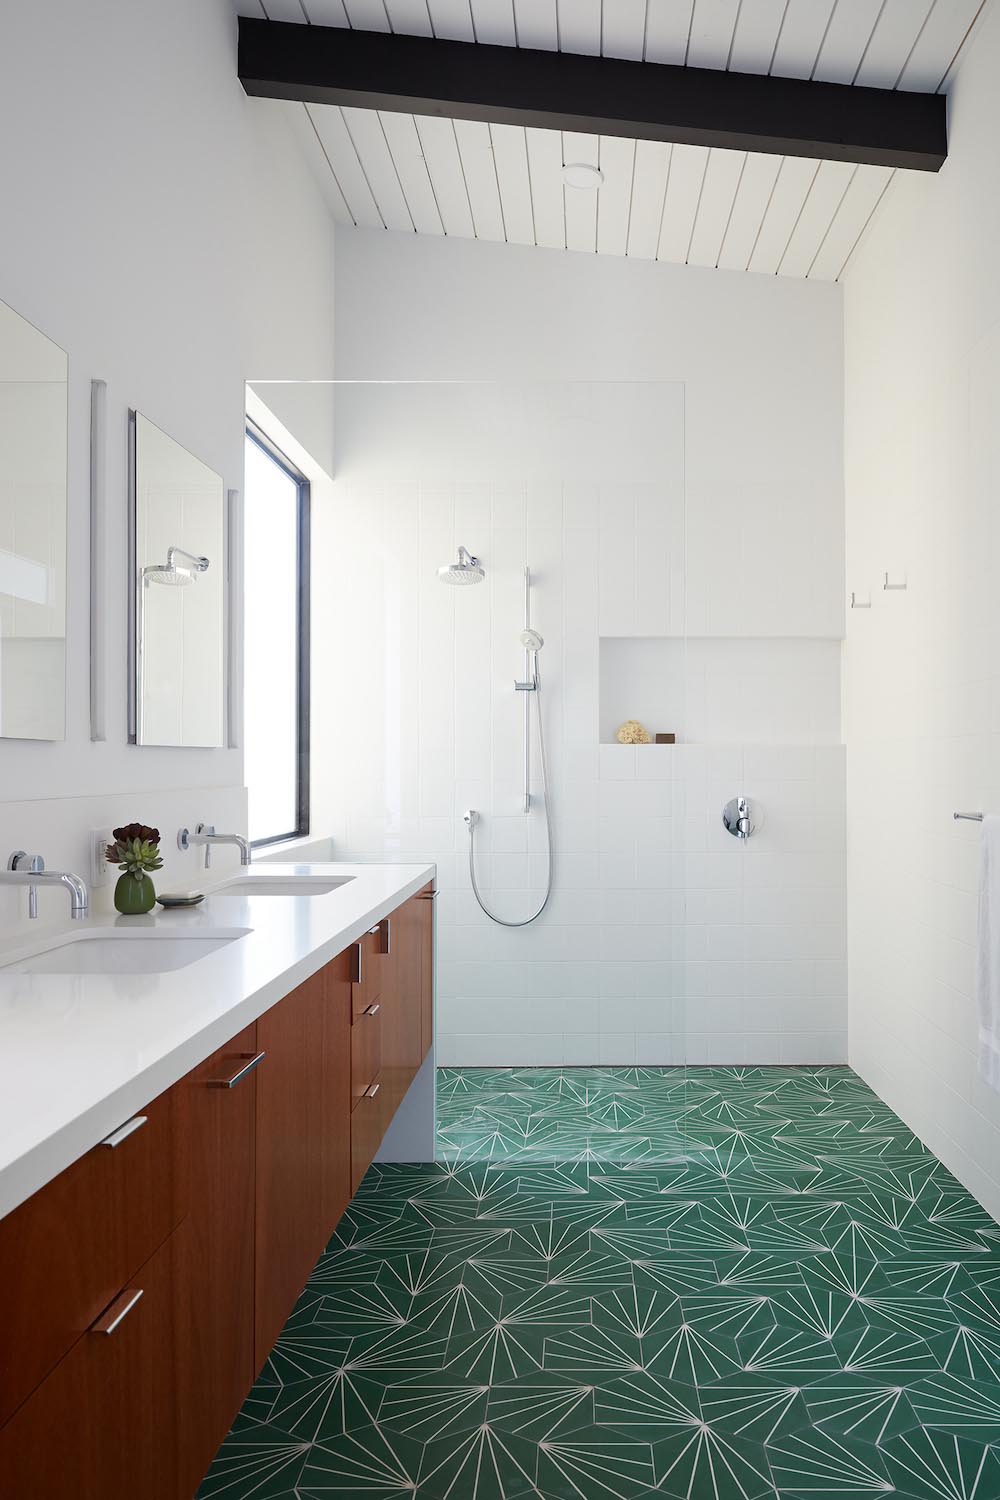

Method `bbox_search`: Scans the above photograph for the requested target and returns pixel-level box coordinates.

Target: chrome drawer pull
[419,890,439,900]
[365,1081,381,1099]
[364,1002,381,1016]
[208,1050,266,1089]
[353,939,363,985]
[100,1115,147,1149]
[93,1288,143,1335]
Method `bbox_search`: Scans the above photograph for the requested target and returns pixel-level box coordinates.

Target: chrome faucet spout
[3,854,89,920]
[177,824,252,870]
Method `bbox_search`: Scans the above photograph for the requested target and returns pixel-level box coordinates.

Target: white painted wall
[0,0,335,931]
[844,3,1000,1218]
[327,232,846,1065]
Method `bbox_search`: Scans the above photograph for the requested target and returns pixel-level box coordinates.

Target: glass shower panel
[297,378,689,1089]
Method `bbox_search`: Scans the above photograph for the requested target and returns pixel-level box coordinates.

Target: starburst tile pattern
[199,1066,1000,1498]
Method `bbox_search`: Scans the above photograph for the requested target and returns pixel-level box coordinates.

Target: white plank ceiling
[237,0,988,280]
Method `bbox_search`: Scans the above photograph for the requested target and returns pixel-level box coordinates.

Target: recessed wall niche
[599,636,842,746]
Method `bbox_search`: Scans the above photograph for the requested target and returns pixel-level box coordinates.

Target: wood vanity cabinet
[175,1023,259,1494]
[0,881,433,1498]
[255,946,355,1368]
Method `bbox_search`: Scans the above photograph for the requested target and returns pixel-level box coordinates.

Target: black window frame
[244,419,311,848]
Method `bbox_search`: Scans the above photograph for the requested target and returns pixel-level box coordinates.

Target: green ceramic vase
[114,872,156,915]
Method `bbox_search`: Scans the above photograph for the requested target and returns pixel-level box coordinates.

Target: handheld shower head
[438,546,484,586]
[520,629,544,652]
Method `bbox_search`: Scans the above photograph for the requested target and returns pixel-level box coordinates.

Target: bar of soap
[156,891,205,908]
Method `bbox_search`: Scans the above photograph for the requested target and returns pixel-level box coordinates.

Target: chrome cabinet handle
[92,1288,143,1335]
[353,939,363,985]
[208,1050,265,1089]
[100,1115,147,1149]
[419,890,439,900]
[380,917,391,956]
[365,1081,381,1099]
[364,1002,380,1016]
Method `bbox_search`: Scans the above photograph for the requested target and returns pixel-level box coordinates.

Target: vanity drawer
[351,1003,382,1110]
[351,1075,385,1194]
[351,920,389,1020]
[0,1081,186,1428]
[0,1218,186,1500]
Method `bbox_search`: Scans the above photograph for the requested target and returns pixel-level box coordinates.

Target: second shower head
[438,546,484,586]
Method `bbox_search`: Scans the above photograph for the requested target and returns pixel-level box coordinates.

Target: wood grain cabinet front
[0,1078,186,1429]
[0,1220,188,1500]
[175,1023,260,1495]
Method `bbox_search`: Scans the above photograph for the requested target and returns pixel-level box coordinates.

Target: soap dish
[157,892,205,909]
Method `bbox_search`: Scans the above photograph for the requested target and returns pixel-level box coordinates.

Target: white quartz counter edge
[0,861,434,1220]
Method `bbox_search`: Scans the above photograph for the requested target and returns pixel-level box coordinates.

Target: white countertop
[0,861,434,1220]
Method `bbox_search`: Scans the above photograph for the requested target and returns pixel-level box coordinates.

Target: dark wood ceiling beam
[238,17,947,173]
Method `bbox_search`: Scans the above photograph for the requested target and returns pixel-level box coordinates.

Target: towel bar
[955,812,985,822]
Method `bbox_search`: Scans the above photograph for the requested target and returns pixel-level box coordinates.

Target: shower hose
[466,661,554,927]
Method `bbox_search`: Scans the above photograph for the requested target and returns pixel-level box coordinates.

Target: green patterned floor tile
[199,1066,1000,1499]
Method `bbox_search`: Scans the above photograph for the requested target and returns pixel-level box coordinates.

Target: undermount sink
[211,876,354,897]
[0,928,251,976]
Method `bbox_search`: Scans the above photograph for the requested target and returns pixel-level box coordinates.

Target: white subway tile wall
[322,381,846,1066]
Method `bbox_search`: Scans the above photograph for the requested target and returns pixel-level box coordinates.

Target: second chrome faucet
[177,824,252,871]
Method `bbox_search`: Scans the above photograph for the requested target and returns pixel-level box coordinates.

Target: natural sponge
[616,719,652,745]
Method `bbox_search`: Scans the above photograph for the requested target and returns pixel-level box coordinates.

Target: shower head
[438,546,484,586]
[142,545,210,587]
[520,629,544,652]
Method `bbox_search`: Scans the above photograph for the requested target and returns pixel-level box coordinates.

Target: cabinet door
[176,1023,259,1494]
[381,893,425,1124]
[0,1077,186,1428]
[255,968,329,1369]
[351,923,387,1019]
[0,1222,186,1500]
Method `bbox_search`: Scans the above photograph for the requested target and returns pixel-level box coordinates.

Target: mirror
[0,299,68,740]
[129,412,225,747]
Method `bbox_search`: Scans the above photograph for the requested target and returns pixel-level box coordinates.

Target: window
[243,423,310,846]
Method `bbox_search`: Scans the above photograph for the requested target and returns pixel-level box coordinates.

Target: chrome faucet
[177,823,252,870]
[3,852,90,920]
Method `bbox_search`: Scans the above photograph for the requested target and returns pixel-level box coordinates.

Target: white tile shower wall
[844,2,1000,1218]
[328,234,846,1066]
[324,459,846,1065]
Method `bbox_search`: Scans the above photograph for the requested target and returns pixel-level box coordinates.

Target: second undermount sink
[211,876,355,897]
[0,928,251,976]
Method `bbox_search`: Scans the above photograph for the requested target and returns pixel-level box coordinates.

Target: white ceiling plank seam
[643,0,695,64]
[834,166,895,279]
[382,0,434,34]
[415,115,477,236]
[301,0,351,22]
[716,150,781,270]
[307,102,386,226]
[470,0,517,45]
[596,134,636,256]
[525,127,565,248]
[377,111,446,233]
[728,0,789,75]
[454,119,505,239]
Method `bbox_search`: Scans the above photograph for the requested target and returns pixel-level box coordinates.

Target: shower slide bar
[954,812,985,822]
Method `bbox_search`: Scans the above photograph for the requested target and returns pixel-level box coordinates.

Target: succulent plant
[106,824,164,881]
